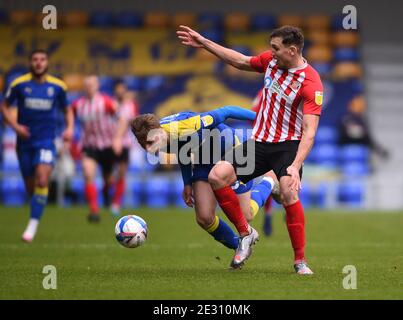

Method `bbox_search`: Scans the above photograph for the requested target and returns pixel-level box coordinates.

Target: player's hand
[112,138,123,156]
[15,124,30,139]
[287,165,302,191]
[176,25,205,48]
[182,185,194,207]
[62,127,73,143]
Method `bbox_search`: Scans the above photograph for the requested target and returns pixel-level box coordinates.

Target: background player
[0,49,73,242]
[71,75,117,222]
[110,80,139,216]
[131,106,277,263]
[178,25,323,273]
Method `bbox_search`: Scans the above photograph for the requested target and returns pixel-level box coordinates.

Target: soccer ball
[115,215,148,248]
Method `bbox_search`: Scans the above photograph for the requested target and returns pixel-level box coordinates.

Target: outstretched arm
[210,106,256,124]
[177,25,255,71]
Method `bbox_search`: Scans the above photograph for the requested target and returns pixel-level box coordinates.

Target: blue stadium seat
[334,47,360,62]
[198,13,223,30]
[331,14,346,31]
[89,11,114,27]
[0,10,8,24]
[250,14,276,31]
[144,176,170,208]
[200,29,224,44]
[1,176,27,206]
[337,180,365,207]
[1,157,19,172]
[299,182,312,208]
[315,126,339,144]
[123,75,142,91]
[115,12,142,28]
[98,75,115,94]
[230,46,252,56]
[340,144,369,163]
[311,143,339,165]
[67,91,82,105]
[144,75,165,91]
[125,178,143,208]
[342,162,370,177]
[69,176,85,204]
[310,62,332,76]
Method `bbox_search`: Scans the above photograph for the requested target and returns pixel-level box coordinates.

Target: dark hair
[131,114,161,148]
[270,26,304,52]
[29,49,48,60]
[114,79,126,89]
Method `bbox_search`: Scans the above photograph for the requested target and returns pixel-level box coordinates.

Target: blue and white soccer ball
[115,215,148,248]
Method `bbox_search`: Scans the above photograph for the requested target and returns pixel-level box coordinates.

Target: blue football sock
[30,187,48,221]
[250,177,274,219]
[206,216,238,250]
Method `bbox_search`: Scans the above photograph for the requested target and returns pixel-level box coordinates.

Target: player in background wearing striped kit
[110,80,139,216]
[72,75,118,223]
[1,49,74,242]
[177,25,324,273]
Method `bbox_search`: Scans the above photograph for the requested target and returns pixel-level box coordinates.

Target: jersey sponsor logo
[47,87,54,97]
[315,91,323,106]
[24,87,32,94]
[201,115,214,127]
[290,80,301,91]
[24,97,53,110]
[264,76,273,88]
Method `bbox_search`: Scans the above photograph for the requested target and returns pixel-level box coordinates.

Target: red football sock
[112,178,125,207]
[284,200,306,262]
[85,183,99,214]
[213,186,249,236]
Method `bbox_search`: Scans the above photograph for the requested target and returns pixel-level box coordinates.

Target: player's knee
[208,162,234,187]
[196,215,214,229]
[35,176,49,189]
[281,189,299,206]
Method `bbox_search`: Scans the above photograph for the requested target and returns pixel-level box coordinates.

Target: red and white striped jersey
[115,99,139,148]
[250,51,323,143]
[72,92,116,150]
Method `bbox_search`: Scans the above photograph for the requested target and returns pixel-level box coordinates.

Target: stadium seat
[306,30,331,46]
[89,11,114,27]
[198,12,223,30]
[250,13,276,31]
[171,177,188,208]
[299,182,313,208]
[306,45,332,63]
[224,13,250,32]
[144,75,165,91]
[69,177,85,204]
[310,62,332,76]
[340,144,369,164]
[277,15,304,28]
[115,12,143,28]
[332,62,363,80]
[144,12,170,28]
[331,14,348,31]
[315,126,339,144]
[342,162,370,177]
[9,10,34,26]
[126,177,143,208]
[144,176,171,208]
[200,29,224,44]
[0,10,8,24]
[334,47,360,62]
[61,11,89,27]
[1,177,27,206]
[63,74,84,92]
[171,12,197,28]
[230,46,252,56]
[123,75,142,91]
[67,91,82,105]
[0,75,4,93]
[98,75,115,94]
[311,143,339,165]
[337,180,365,207]
[332,31,359,47]
[305,15,330,30]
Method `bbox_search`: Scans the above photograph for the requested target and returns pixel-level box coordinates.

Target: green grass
[0,206,402,299]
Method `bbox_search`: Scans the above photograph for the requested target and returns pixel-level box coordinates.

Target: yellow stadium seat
[277,15,304,29]
[306,30,331,46]
[171,12,197,28]
[224,13,250,32]
[349,95,366,113]
[333,31,359,47]
[195,49,217,62]
[306,45,332,63]
[144,12,170,28]
[61,11,89,27]
[63,73,84,91]
[0,76,4,93]
[305,15,330,30]
[9,10,35,26]
[332,62,363,80]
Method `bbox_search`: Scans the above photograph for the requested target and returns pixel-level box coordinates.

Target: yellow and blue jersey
[5,73,68,147]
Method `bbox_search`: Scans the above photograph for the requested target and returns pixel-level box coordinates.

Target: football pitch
[0,206,402,300]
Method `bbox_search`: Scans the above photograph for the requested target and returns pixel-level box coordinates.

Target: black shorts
[225,139,303,183]
[82,147,117,175]
[115,147,129,163]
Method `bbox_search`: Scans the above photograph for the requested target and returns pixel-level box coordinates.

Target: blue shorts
[192,164,253,194]
[17,142,56,178]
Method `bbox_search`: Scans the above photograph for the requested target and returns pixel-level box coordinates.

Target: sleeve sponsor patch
[201,115,214,127]
[315,91,323,106]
